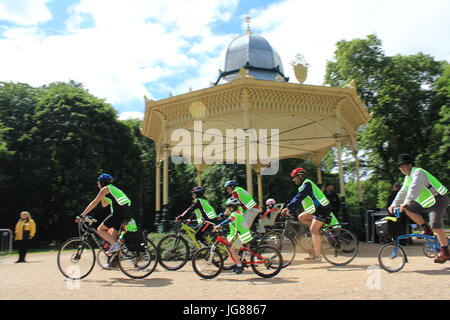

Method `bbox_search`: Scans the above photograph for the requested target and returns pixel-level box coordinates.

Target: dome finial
[244,16,252,34]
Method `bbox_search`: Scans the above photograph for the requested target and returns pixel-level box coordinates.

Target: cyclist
[213,197,254,274]
[80,174,133,255]
[224,180,263,233]
[256,198,283,234]
[175,186,219,247]
[388,154,449,263]
[281,167,333,261]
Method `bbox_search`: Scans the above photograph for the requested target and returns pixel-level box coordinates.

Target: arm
[389,178,408,212]
[176,199,199,222]
[286,182,313,212]
[404,170,428,205]
[29,219,36,239]
[81,187,110,218]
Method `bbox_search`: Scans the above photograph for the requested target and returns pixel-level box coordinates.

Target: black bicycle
[57,216,158,279]
[257,215,298,268]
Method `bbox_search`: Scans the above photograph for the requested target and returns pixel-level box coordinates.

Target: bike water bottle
[394,208,401,218]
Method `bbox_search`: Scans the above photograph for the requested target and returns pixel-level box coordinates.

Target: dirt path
[0,242,449,300]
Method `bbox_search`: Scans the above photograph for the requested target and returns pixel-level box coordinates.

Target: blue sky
[1,0,449,120]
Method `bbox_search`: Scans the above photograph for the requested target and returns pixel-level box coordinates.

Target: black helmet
[397,154,414,166]
[191,186,206,197]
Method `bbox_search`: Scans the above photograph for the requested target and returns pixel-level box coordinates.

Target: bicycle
[257,215,298,268]
[377,209,450,272]
[191,229,283,279]
[157,220,228,271]
[272,211,358,266]
[57,216,158,279]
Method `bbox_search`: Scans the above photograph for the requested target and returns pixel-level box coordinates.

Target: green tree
[325,35,448,210]
[0,81,147,240]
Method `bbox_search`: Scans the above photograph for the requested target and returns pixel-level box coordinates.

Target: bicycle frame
[178,221,216,249]
[212,235,266,266]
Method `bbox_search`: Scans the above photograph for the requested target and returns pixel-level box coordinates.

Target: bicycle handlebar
[76,216,98,225]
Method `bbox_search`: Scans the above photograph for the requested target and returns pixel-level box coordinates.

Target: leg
[310,219,325,258]
[403,208,426,226]
[403,202,433,235]
[97,224,117,245]
[17,240,26,262]
[298,212,313,227]
[428,197,450,263]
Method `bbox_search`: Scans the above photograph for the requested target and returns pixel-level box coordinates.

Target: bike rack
[0,229,13,257]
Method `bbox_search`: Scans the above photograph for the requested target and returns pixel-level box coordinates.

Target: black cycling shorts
[312,204,332,223]
[101,205,133,231]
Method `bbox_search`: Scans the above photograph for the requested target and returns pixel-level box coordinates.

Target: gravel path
[0,242,449,300]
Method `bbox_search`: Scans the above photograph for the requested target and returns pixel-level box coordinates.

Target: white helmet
[265,198,276,206]
[225,198,241,207]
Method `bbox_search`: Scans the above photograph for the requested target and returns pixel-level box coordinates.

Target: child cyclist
[213,198,254,274]
[175,187,219,247]
[79,173,134,255]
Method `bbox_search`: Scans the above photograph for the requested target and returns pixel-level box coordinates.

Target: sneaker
[232,265,244,274]
[434,248,450,264]
[305,255,322,261]
[106,242,121,255]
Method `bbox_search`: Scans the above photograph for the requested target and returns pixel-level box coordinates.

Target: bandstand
[141,20,371,230]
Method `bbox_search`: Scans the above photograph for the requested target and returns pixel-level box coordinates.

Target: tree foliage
[325,34,449,209]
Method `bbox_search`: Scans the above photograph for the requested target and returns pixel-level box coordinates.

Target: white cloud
[249,0,450,85]
[0,0,52,25]
[118,111,144,121]
[0,0,239,108]
[1,0,449,117]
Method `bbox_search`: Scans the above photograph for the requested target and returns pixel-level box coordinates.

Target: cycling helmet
[191,186,206,196]
[265,198,276,206]
[290,168,305,177]
[98,173,114,181]
[225,197,241,207]
[224,180,238,188]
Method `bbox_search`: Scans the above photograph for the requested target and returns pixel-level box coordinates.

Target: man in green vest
[224,180,263,233]
[214,197,254,274]
[80,173,133,255]
[175,186,219,246]
[388,154,449,263]
[281,167,333,261]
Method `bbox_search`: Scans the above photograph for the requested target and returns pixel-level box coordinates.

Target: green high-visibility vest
[404,167,447,208]
[299,179,330,214]
[233,186,257,210]
[107,184,131,206]
[124,218,138,232]
[227,211,253,244]
[194,198,218,224]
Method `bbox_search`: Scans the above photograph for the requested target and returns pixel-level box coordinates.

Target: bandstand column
[162,143,169,232]
[155,150,162,232]
[257,167,263,208]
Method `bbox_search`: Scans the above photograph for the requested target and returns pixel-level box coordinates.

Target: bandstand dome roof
[218,32,288,83]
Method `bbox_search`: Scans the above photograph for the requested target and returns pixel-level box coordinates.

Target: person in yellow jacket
[388,154,449,263]
[14,211,36,263]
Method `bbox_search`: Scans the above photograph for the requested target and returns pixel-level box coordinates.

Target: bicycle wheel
[378,242,407,272]
[422,239,437,258]
[97,249,112,270]
[118,245,156,279]
[251,245,283,278]
[157,234,190,271]
[192,247,223,279]
[321,228,358,266]
[260,232,296,268]
[57,237,96,280]
[297,231,314,254]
